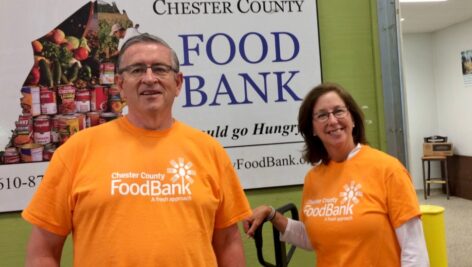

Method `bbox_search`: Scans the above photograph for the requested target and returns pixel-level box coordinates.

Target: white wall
[402,33,438,188]
[402,19,472,189]
[433,19,472,155]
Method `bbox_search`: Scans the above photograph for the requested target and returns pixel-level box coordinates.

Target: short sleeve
[22,151,73,236]
[386,164,421,228]
[213,152,252,229]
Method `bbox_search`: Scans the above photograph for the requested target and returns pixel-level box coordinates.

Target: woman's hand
[243,205,273,238]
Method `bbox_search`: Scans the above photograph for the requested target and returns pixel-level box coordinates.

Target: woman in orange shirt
[244,82,429,267]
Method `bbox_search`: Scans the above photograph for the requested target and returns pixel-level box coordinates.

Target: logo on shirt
[167,158,196,184]
[303,181,363,222]
[110,157,196,202]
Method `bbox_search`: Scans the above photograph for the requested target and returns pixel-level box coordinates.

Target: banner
[0,0,321,212]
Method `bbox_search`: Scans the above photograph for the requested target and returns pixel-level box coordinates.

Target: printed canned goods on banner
[20,143,43,162]
[75,89,91,113]
[99,112,118,124]
[99,62,115,85]
[3,147,20,164]
[33,115,51,145]
[21,86,41,116]
[58,85,77,114]
[57,114,80,144]
[86,111,100,127]
[40,87,57,115]
[91,85,108,112]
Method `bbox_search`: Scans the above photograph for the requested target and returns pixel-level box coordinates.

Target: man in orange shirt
[22,33,252,266]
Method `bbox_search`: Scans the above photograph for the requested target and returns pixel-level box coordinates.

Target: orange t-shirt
[22,117,252,266]
[301,145,420,267]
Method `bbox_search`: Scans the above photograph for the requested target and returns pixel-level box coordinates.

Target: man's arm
[25,225,67,267]
[212,223,246,267]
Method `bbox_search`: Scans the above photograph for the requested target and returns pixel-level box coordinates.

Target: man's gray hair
[117,33,180,72]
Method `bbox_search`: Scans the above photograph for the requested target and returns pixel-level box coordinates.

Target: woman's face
[312,91,355,154]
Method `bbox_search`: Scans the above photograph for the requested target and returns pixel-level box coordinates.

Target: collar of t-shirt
[347,143,362,160]
[314,143,362,166]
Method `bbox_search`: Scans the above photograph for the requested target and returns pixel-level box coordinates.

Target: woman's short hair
[298,82,367,165]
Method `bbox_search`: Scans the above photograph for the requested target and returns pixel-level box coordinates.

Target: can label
[91,86,108,112]
[40,87,57,115]
[109,99,124,113]
[33,115,51,145]
[75,89,91,113]
[20,144,44,162]
[86,112,100,127]
[75,113,86,130]
[16,115,33,134]
[14,114,33,147]
[100,63,115,84]
[4,147,20,164]
[99,112,118,124]
[58,115,80,144]
[51,115,62,143]
[21,86,41,116]
[42,144,56,161]
[58,85,77,114]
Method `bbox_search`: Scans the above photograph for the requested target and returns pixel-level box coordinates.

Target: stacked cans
[2,83,126,164]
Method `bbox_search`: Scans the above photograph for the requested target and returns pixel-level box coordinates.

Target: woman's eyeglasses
[313,107,348,122]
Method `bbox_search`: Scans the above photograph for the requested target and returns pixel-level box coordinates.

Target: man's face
[115,42,183,119]
[116,29,126,39]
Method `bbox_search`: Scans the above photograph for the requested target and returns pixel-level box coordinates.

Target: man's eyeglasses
[313,107,348,122]
[118,63,177,78]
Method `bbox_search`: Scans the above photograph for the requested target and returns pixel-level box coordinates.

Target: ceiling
[399,0,472,33]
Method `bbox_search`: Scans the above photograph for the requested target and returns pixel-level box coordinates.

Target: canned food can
[86,112,100,127]
[108,86,121,100]
[51,115,62,143]
[75,89,91,113]
[99,112,118,124]
[75,113,86,130]
[91,86,108,112]
[58,115,80,144]
[20,144,44,162]
[33,115,51,145]
[99,62,115,84]
[109,99,123,113]
[21,86,41,116]
[16,114,33,134]
[13,133,32,147]
[3,147,20,164]
[42,143,56,161]
[40,87,57,115]
[58,85,77,114]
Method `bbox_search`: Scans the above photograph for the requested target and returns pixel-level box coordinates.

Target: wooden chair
[421,155,450,200]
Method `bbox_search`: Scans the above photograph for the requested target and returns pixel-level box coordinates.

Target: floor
[418,189,472,267]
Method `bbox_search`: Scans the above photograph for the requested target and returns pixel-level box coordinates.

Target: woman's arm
[395,217,430,267]
[243,205,313,250]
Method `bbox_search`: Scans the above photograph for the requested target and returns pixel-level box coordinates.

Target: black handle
[254,203,299,267]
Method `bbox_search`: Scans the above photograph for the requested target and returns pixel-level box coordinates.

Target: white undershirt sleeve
[395,217,430,267]
[279,218,313,251]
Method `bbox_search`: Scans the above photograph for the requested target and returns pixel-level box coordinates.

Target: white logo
[110,158,196,200]
[167,158,196,184]
[339,181,363,205]
[303,181,363,221]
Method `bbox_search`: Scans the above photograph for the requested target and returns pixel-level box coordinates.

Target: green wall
[0,0,385,266]
[318,0,386,150]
